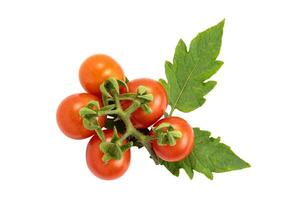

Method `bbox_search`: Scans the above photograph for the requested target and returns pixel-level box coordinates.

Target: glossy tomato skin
[56,93,106,139]
[86,130,131,180]
[123,78,168,129]
[79,54,125,95]
[151,117,194,162]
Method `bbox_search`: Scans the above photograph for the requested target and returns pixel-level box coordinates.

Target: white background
[0,0,299,199]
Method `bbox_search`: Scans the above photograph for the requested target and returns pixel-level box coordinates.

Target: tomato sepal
[153,122,182,146]
[99,142,123,163]
[98,127,133,163]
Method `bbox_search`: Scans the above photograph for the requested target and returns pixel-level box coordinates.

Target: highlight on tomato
[79,54,125,95]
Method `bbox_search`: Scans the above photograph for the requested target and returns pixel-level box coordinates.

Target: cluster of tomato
[56,54,194,180]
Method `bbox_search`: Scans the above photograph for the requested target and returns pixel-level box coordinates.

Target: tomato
[86,130,131,180]
[56,93,106,139]
[151,117,194,162]
[79,54,125,96]
[122,78,168,129]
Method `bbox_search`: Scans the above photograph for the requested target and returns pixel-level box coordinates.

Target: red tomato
[151,117,194,162]
[86,130,131,180]
[122,78,168,129]
[56,93,106,139]
[79,54,125,96]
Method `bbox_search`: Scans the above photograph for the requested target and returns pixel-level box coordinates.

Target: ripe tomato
[79,54,125,95]
[56,93,106,139]
[122,78,168,129]
[151,117,194,162]
[86,130,131,180]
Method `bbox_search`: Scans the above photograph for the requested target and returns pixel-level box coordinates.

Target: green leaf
[159,78,169,93]
[160,128,250,179]
[163,20,224,113]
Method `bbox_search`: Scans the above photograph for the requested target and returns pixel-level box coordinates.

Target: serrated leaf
[163,20,224,113]
[160,128,250,179]
[159,78,170,101]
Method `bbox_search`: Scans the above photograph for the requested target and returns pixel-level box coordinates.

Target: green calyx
[99,127,133,163]
[153,123,182,146]
[100,142,123,163]
[100,78,127,97]
[136,86,153,114]
[79,78,160,164]
[136,86,153,102]
[99,141,134,163]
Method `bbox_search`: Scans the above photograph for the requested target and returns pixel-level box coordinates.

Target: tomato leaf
[160,128,250,179]
[161,20,224,114]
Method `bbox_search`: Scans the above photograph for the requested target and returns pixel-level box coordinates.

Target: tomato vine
[57,19,250,180]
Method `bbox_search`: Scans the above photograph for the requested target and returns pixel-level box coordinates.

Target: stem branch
[169,107,175,116]
[90,80,160,164]
[125,100,140,116]
[143,141,160,164]
[95,127,105,141]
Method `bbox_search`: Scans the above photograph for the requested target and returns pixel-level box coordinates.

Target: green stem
[125,100,141,116]
[119,131,131,143]
[95,127,105,141]
[92,81,160,164]
[107,95,136,102]
[143,142,159,164]
[169,107,175,116]
[146,135,158,141]
[98,110,119,116]
[116,102,160,165]
[113,93,122,110]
